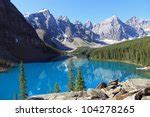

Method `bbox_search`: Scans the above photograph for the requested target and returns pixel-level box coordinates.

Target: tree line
[73,37,150,66]
[89,37,150,66]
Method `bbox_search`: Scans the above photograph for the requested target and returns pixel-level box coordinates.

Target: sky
[11,0,150,24]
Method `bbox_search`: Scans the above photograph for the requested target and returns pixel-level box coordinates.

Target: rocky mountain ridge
[25,9,150,50]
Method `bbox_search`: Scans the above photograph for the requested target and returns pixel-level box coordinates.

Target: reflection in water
[0,56,149,99]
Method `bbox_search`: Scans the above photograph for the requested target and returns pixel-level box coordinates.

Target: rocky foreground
[28,78,150,100]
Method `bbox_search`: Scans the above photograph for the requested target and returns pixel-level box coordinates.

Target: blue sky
[11,0,150,24]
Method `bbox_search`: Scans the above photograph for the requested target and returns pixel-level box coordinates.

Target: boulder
[78,91,83,97]
[114,88,128,100]
[97,82,107,89]
[106,85,118,91]
[27,97,44,100]
[87,88,108,100]
[112,86,122,95]
[123,94,136,100]
[143,87,150,96]
[141,96,150,100]
[135,91,143,100]
[126,79,150,89]
[108,79,119,86]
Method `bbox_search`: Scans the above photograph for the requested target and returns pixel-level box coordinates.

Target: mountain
[25,9,100,50]
[0,0,59,62]
[84,20,93,30]
[57,16,75,40]
[127,16,150,35]
[93,16,143,40]
[25,9,62,44]
[25,9,150,49]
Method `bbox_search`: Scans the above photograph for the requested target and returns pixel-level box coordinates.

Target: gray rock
[135,91,143,100]
[87,88,108,100]
[97,82,107,89]
[143,87,150,96]
[78,91,83,97]
[27,97,44,100]
[109,79,119,86]
[141,96,150,100]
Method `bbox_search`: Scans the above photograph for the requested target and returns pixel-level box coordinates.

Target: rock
[123,94,136,100]
[115,93,129,100]
[141,96,150,100]
[126,79,150,90]
[78,91,83,97]
[108,79,119,86]
[27,97,44,100]
[108,93,115,99]
[106,85,118,91]
[135,91,143,100]
[27,79,150,100]
[134,87,150,100]
[87,88,108,100]
[114,89,128,100]
[143,87,150,96]
[97,82,107,89]
[112,86,122,95]
[70,91,75,97]
[101,88,108,93]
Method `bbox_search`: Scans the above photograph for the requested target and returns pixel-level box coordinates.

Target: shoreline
[136,66,150,70]
[1,54,149,73]
[28,78,150,100]
[89,58,147,67]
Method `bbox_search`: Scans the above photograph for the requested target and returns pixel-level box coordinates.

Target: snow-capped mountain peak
[25,10,150,50]
[93,16,141,40]
[58,16,70,22]
[84,20,93,30]
[106,15,120,21]
[126,16,141,27]
[39,9,49,13]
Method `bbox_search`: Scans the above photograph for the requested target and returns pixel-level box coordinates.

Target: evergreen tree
[54,83,60,93]
[68,59,75,92]
[76,67,85,91]
[19,61,28,100]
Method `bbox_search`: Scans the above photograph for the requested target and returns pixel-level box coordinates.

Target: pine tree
[68,59,75,92]
[76,67,85,91]
[54,83,60,93]
[19,61,28,100]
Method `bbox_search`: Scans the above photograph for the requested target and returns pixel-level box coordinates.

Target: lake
[0,56,149,100]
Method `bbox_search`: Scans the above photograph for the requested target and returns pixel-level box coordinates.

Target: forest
[73,37,150,66]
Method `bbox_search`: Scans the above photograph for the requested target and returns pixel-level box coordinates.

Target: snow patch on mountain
[25,10,150,51]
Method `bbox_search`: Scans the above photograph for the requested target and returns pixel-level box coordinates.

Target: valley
[0,0,149,100]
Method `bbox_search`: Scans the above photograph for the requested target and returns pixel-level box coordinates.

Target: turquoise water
[0,56,149,100]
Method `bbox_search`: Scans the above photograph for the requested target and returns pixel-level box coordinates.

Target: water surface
[0,56,149,100]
